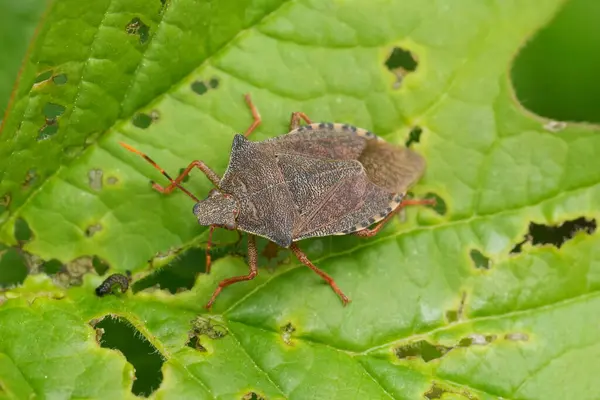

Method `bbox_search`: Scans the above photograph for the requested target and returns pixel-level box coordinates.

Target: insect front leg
[205,234,259,309]
[289,243,350,305]
[354,198,436,238]
[242,93,262,137]
[152,160,221,194]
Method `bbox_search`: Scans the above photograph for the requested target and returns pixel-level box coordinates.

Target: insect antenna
[119,142,200,202]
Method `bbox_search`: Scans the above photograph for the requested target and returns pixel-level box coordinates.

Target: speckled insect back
[119,94,431,309]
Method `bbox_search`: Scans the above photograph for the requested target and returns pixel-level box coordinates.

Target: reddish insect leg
[205,225,217,274]
[289,243,350,305]
[205,234,258,309]
[289,112,312,131]
[354,198,436,238]
[152,160,220,194]
[119,142,221,200]
[243,93,262,137]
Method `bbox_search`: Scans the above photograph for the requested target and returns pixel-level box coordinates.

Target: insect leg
[205,225,216,274]
[120,142,220,201]
[153,160,221,194]
[242,93,262,137]
[289,112,312,131]
[289,244,350,305]
[354,198,436,238]
[205,234,259,309]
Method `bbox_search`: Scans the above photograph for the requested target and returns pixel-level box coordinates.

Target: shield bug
[120,94,431,308]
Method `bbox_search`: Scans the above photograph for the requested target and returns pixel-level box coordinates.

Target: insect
[121,94,431,309]
[95,272,131,296]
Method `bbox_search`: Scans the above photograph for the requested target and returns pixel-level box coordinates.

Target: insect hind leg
[290,243,350,305]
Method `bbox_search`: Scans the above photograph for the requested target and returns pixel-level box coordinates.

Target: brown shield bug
[120,94,431,309]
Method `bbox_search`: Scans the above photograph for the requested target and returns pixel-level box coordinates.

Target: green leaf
[1,0,599,398]
[0,0,46,117]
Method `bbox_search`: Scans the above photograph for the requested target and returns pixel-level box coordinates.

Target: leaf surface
[0,0,599,399]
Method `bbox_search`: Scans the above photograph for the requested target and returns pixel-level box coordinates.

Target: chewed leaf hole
[242,393,267,400]
[385,46,418,89]
[470,249,490,270]
[191,77,220,95]
[14,218,33,243]
[395,340,451,362]
[37,120,59,141]
[191,80,208,95]
[43,103,66,119]
[0,247,28,288]
[92,255,110,276]
[34,70,53,84]
[125,17,150,44]
[209,77,220,89]
[132,244,235,294]
[511,217,597,253]
[132,113,153,129]
[424,382,474,400]
[405,126,422,147]
[52,74,68,85]
[92,316,163,396]
[423,192,447,215]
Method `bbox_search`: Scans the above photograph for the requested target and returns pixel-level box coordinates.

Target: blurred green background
[0,0,598,395]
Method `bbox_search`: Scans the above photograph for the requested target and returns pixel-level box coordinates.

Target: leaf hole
[125,17,150,45]
[394,340,452,362]
[458,334,496,347]
[423,192,447,215]
[106,176,120,185]
[52,73,68,85]
[88,169,103,191]
[191,80,209,95]
[85,223,103,238]
[132,244,235,294]
[424,382,474,400]
[34,70,53,84]
[405,126,422,147]
[41,259,64,275]
[385,46,418,89]
[0,246,28,288]
[209,77,220,89]
[469,249,490,270]
[242,393,267,400]
[132,113,153,129]
[91,316,164,396]
[37,120,59,141]
[43,102,66,119]
[14,218,33,244]
[510,217,596,253]
[186,317,228,351]
[149,109,160,122]
[92,255,110,276]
